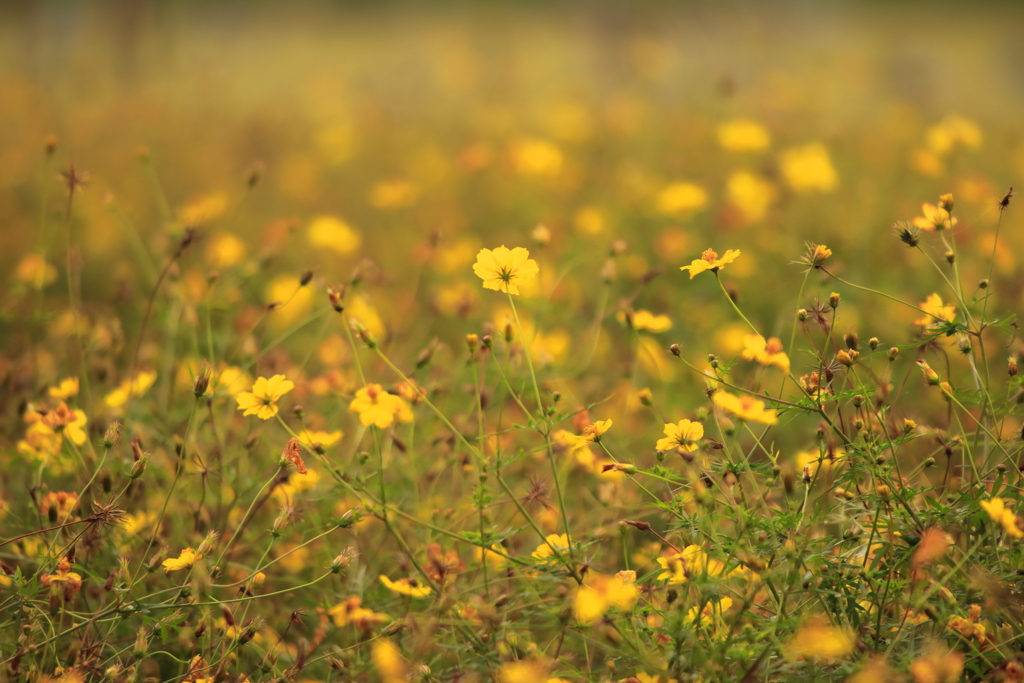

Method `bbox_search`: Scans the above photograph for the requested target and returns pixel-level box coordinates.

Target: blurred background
[3,0,1024,401]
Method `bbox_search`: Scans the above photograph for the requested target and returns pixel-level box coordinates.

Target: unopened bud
[829,292,840,308]
[1010,357,1019,377]
[888,347,900,361]
[193,362,212,398]
[796,308,808,321]
[979,279,989,290]
[869,337,879,350]
[669,343,681,357]
[299,269,314,286]
[102,420,122,449]
[844,332,858,350]
[945,251,956,265]
[466,334,479,352]
[130,453,150,480]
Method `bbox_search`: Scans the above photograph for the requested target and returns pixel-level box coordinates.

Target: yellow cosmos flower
[680,248,741,279]
[685,596,734,637]
[162,548,201,573]
[656,545,747,584]
[472,246,539,296]
[41,556,82,593]
[981,498,1024,538]
[532,533,571,562]
[914,293,956,327]
[618,309,673,332]
[562,420,613,451]
[298,429,343,448]
[235,374,295,420]
[741,334,791,374]
[574,570,638,625]
[48,377,80,400]
[308,215,362,255]
[655,419,704,454]
[716,118,770,151]
[779,143,837,193]
[912,202,957,232]
[379,575,432,598]
[104,371,157,409]
[348,384,413,429]
[713,391,778,425]
[656,181,708,215]
[328,595,390,629]
[371,638,409,683]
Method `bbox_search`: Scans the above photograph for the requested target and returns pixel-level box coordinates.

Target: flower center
[701,248,719,263]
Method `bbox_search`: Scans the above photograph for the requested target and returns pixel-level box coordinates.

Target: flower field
[3,3,1024,682]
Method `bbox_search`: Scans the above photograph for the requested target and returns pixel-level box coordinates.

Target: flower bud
[481,334,492,350]
[979,279,989,290]
[868,337,879,350]
[844,332,858,350]
[945,251,956,265]
[1010,357,1019,377]
[466,334,479,352]
[888,347,900,361]
[198,531,219,556]
[796,308,807,321]
[103,420,122,449]
[327,285,345,313]
[829,292,840,308]
[669,343,681,357]
[193,362,212,398]
[130,453,150,480]
[836,350,853,367]
[916,359,941,385]
[938,193,954,212]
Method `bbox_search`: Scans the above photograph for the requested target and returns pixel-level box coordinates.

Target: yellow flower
[618,309,673,332]
[497,659,552,683]
[740,334,791,374]
[369,179,420,209]
[48,378,80,400]
[41,557,82,593]
[328,595,389,630]
[713,391,778,425]
[779,143,837,193]
[684,596,734,637]
[656,182,708,215]
[15,253,58,288]
[914,293,956,327]
[297,429,343,448]
[509,138,563,177]
[656,545,732,584]
[909,645,964,683]
[913,203,956,232]
[371,638,409,683]
[235,375,295,420]
[981,498,1024,538]
[308,215,361,255]
[574,570,638,625]
[563,420,613,451]
[680,248,741,279]
[716,119,770,151]
[379,575,432,598]
[162,548,201,573]
[348,383,413,428]
[532,533,571,562]
[472,246,539,296]
[204,232,246,268]
[926,114,982,155]
[655,419,704,454]
[783,616,856,661]
[104,371,157,409]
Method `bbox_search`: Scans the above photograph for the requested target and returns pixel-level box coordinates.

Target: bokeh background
[3,0,1024,406]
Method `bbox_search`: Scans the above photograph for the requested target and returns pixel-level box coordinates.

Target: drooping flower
[280,438,307,475]
[41,556,82,593]
[235,375,295,420]
[328,595,390,630]
[379,575,431,598]
[981,498,1024,538]
[348,384,413,428]
[656,419,704,454]
[574,570,638,625]
[741,334,791,374]
[162,548,201,573]
[472,246,539,295]
[680,248,741,279]
[713,391,778,425]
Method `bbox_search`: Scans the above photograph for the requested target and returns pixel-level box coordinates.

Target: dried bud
[852,394,864,407]
[669,343,681,357]
[1000,187,1014,211]
[103,421,122,449]
[130,453,150,480]
[193,362,212,398]
[327,285,345,313]
[299,269,314,287]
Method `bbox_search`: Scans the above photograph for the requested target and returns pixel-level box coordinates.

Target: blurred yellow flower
[717,118,770,151]
[726,171,777,223]
[779,143,837,193]
[104,371,157,409]
[981,498,1023,538]
[680,248,740,279]
[204,232,246,269]
[235,374,295,420]
[298,429,342,448]
[656,419,703,453]
[532,533,570,562]
[562,420,613,452]
[656,181,708,215]
[926,114,982,155]
[15,253,58,288]
[48,377,80,400]
[379,575,431,597]
[308,215,362,255]
[574,570,638,625]
[348,383,413,428]
[741,334,790,373]
[909,644,964,683]
[783,616,856,661]
[912,202,956,232]
[509,138,563,177]
[473,246,539,296]
[162,548,200,573]
[713,391,778,425]
[369,178,420,209]
[179,192,228,224]
[618,309,673,332]
[371,638,409,683]
[914,293,956,327]
[329,595,389,629]
[574,206,606,235]
[656,545,728,583]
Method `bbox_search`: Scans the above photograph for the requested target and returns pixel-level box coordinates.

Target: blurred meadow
[4,1,1024,682]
